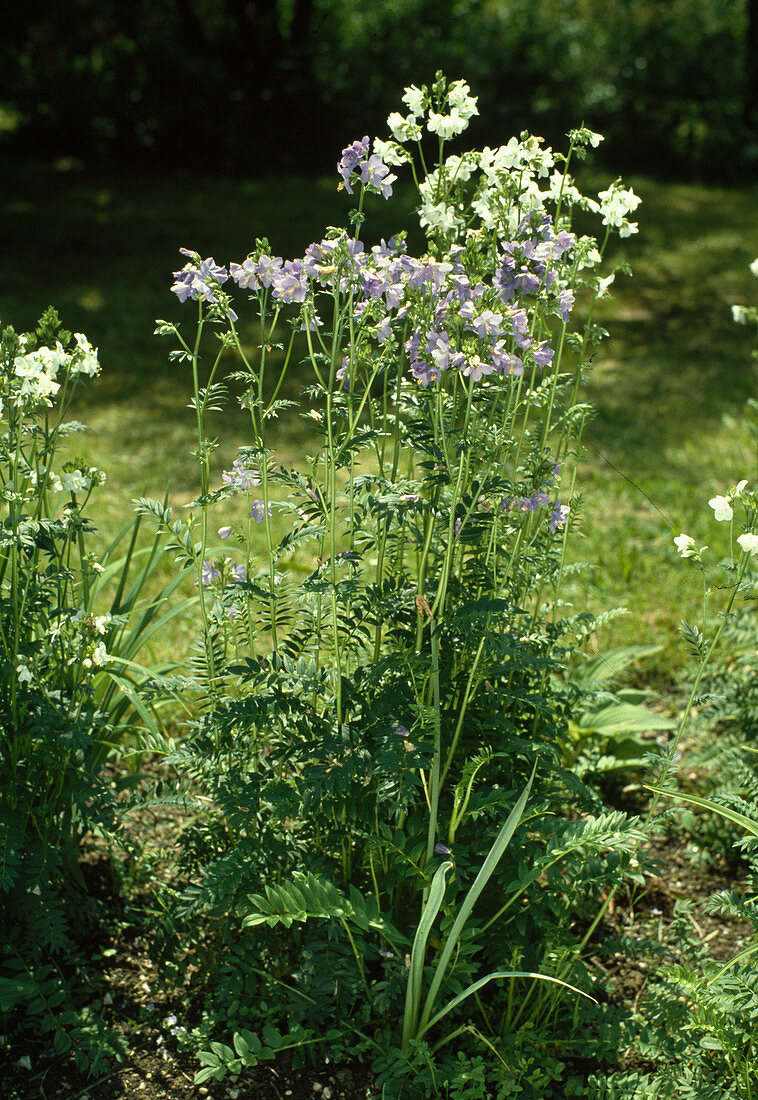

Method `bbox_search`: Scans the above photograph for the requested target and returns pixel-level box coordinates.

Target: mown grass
[2,159,757,684]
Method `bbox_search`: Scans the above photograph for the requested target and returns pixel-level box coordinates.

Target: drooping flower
[198,560,220,586]
[222,459,260,492]
[708,495,733,522]
[737,532,758,556]
[250,500,272,524]
[338,136,370,193]
[673,533,696,557]
[549,502,570,533]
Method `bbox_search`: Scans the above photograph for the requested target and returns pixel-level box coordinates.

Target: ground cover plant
[2,75,758,1098]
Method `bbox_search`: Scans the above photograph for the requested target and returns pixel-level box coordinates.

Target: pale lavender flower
[250,500,272,523]
[230,258,260,289]
[532,341,554,369]
[557,288,575,321]
[270,260,308,304]
[394,724,410,737]
[434,842,451,855]
[411,360,441,387]
[222,459,260,492]
[225,558,246,583]
[509,308,532,349]
[359,153,397,199]
[470,309,503,337]
[338,136,370,194]
[218,526,231,540]
[336,358,350,391]
[549,501,570,533]
[171,253,228,304]
[197,560,220,586]
[531,491,549,509]
[491,342,523,377]
[517,497,536,513]
[461,354,495,382]
[256,254,284,287]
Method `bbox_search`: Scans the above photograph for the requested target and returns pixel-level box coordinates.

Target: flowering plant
[0,309,186,1003]
[155,75,645,1091]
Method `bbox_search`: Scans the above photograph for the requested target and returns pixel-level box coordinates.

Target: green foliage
[140,78,654,1094]
[0,310,182,1075]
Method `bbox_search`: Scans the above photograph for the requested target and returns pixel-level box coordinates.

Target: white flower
[373,137,407,168]
[737,532,758,556]
[597,274,616,299]
[750,257,758,278]
[401,84,425,116]
[387,111,419,143]
[17,663,33,683]
[94,615,111,635]
[16,1056,32,1071]
[427,109,469,139]
[419,200,461,234]
[708,495,733,522]
[733,479,749,496]
[674,533,697,557]
[91,642,108,667]
[72,333,99,376]
[443,153,475,183]
[598,182,641,237]
[446,80,478,120]
[62,470,91,492]
[732,304,749,324]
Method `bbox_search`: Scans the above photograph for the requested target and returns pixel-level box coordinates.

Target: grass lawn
[2,158,757,684]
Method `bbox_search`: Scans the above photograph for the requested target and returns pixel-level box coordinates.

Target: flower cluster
[9,331,100,409]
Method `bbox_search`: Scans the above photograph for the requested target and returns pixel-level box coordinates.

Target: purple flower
[375,316,393,342]
[549,501,570,533]
[171,254,228,305]
[338,136,370,194]
[230,258,260,290]
[461,354,495,382]
[359,154,397,199]
[222,459,260,492]
[509,308,532,349]
[218,526,231,540]
[250,500,272,523]
[491,342,523,377]
[378,948,394,959]
[532,341,554,369]
[470,309,503,338]
[434,842,451,855]
[393,724,410,737]
[557,288,575,321]
[517,497,536,513]
[270,260,308,304]
[411,360,441,388]
[531,491,549,509]
[256,255,284,288]
[197,560,220,586]
[551,230,575,258]
[336,358,350,391]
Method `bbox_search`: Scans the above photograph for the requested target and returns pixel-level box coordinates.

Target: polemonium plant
[154,75,644,1092]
